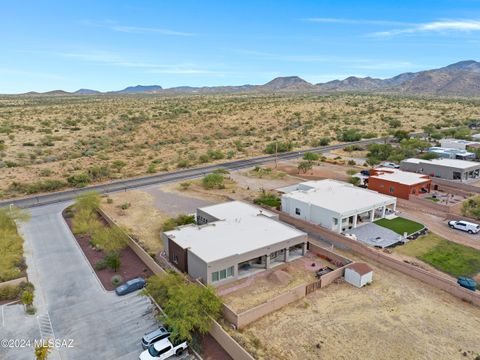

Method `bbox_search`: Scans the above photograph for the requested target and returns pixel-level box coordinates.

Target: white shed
[345,263,373,288]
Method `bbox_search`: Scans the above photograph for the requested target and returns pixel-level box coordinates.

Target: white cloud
[303,18,410,26]
[82,20,196,36]
[372,19,480,37]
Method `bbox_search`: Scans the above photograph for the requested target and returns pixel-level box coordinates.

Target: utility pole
[274,141,278,169]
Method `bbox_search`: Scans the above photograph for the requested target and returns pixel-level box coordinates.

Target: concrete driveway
[0,202,159,360]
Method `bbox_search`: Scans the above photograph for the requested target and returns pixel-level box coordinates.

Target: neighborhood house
[400,158,480,182]
[368,167,431,200]
[427,146,475,160]
[280,180,397,233]
[440,138,480,151]
[162,201,307,286]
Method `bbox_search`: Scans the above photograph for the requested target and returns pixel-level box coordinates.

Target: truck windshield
[148,346,160,357]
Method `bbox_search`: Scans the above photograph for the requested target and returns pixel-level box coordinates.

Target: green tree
[264,141,293,154]
[34,344,51,360]
[145,273,222,342]
[104,252,121,272]
[21,289,34,306]
[91,226,128,254]
[348,176,361,186]
[393,130,410,142]
[338,129,362,142]
[297,161,313,174]
[111,160,127,172]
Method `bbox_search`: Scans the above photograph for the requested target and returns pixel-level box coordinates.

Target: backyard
[395,233,480,280]
[228,255,480,360]
[375,216,424,235]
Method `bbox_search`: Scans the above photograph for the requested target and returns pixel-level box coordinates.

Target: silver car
[141,327,170,349]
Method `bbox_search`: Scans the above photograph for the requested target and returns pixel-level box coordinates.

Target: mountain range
[13,60,480,97]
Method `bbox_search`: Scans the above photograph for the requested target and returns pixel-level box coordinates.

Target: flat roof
[165,202,306,263]
[282,180,396,215]
[428,147,474,156]
[370,168,431,186]
[197,201,276,221]
[402,158,480,170]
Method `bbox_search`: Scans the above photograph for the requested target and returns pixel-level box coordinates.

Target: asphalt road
[0,202,160,360]
[0,137,390,209]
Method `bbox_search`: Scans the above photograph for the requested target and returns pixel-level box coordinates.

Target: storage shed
[345,263,373,288]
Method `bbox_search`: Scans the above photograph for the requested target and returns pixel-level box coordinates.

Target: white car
[139,338,188,360]
[380,162,400,169]
[448,220,480,234]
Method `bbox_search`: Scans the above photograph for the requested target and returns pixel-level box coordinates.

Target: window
[333,218,338,225]
[295,208,301,215]
[389,186,395,193]
[211,266,234,283]
[158,346,172,355]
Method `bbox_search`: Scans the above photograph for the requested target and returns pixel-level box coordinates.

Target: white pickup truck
[448,220,480,234]
[139,338,188,360]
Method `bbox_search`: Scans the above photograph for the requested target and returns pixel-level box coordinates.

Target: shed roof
[370,168,431,186]
[347,262,373,276]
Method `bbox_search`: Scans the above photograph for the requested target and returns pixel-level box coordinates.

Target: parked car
[139,338,188,360]
[457,277,477,291]
[142,327,171,349]
[448,220,480,234]
[380,162,400,169]
[360,170,370,177]
[115,277,146,296]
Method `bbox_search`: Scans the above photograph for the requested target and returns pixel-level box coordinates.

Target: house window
[295,208,301,215]
[389,186,395,193]
[172,254,179,264]
[333,218,338,225]
[211,266,234,283]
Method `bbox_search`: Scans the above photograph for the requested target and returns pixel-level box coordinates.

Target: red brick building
[367,167,431,200]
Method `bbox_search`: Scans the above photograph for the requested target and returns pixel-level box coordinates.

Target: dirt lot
[276,160,361,182]
[219,252,328,313]
[231,254,480,360]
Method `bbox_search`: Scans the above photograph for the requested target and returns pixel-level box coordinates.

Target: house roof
[281,179,396,215]
[402,158,480,170]
[370,168,431,186]
[347,262,373,276]
[165,201,306,264]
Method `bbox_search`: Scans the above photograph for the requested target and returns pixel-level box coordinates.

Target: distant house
[368,167,431,200]
[400,158,480,182]
[428,146,475,160]
[439,138,480,151]
[280,180,396,233]
[162,201,307,286]
[345,263,373,288]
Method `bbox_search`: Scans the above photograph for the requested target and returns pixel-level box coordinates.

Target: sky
[2,0,480,93]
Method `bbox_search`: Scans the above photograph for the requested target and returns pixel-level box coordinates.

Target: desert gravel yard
[229,255,480,360]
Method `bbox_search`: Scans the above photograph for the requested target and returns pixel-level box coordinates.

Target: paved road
[0,202,160,360]
[0,137,392,209]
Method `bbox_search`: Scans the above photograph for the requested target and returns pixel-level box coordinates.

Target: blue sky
[1,0,480,93]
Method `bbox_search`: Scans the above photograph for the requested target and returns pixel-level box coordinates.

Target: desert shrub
[95,259,108,271]
[111,274,123,286]
[254,192,281,208]
[264,141,293,154]
[338,129,362,142]
[297,161,313,173]
[162,214,196,231]
[0,284,23,301]
[105,252,121,272]
[207,149,224,160]
[147,163,156,173]
[303,152,319,161]
[67,173,91,187]
[201,173,224,189]
[177,159,189,168]
[318,137,330,146]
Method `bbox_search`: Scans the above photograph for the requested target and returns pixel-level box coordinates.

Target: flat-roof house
[368,167,431,200]
[428,146,475,160]
[440,138,480,151]
[281,180,397,233]
[345,263,373,288]
[162,201,307,286]
[400,158,480,182]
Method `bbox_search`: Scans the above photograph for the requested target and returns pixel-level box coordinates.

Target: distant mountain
[13,60,480,97]
[74,88,101,95]
[115,85,163,94]
[260,76,315,91]
[315,60,480,96]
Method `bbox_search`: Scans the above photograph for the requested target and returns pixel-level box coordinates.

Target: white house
[344,263,373,288]
[440,138,480,150]
[280,180,397,233]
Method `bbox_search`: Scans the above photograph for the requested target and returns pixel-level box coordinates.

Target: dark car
[115,277,146,296]
[141,326,171,349]
[457,277,477,291]
[360,170,370,177]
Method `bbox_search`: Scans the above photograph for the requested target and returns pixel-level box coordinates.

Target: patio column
[381,206,386,218]
[352,214,358,228]
[284,248,290,262]
[265,254,271,269]
[302,242,307,255]
[338,218,343,232]
[370,209,375,222]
